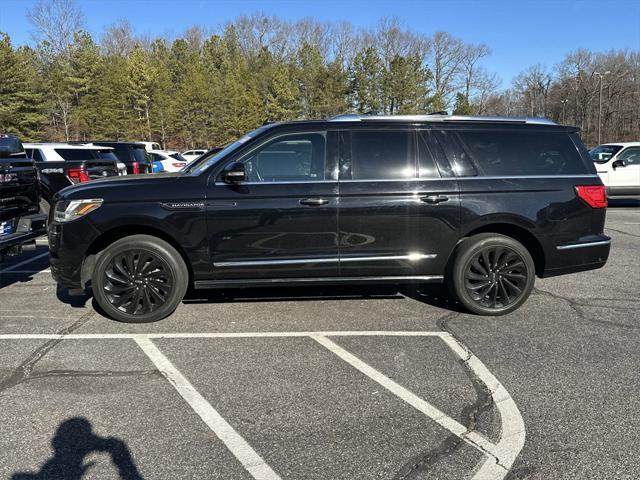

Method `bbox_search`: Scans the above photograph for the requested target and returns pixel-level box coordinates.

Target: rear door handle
[421,195,449,204]
[300,198,329,206]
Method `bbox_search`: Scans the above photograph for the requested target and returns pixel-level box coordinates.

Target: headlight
[53,199,103,223]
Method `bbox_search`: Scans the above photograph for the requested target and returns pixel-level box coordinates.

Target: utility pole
[560,98,568,124]
[594,71,610,145]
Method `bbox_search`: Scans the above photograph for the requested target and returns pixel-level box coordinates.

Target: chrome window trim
[337,174,598,183]
[556,239,611,250]
[214,253,436,268]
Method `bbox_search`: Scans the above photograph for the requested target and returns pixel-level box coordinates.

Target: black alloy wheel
[464,246,528,309]
[92,234,188,323]
[449,233,536,316]
[103,249,173,315]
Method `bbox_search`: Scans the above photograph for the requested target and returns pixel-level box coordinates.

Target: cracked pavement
[0,203,638,479]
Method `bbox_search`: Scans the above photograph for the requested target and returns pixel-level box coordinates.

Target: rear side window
[54,149,97,161]
[341,130,414,180]
[131,148,149,163]
[431,130,477,177]
[453,129,589,176]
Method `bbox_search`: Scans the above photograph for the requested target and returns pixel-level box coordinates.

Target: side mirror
[222,162,246,183]
[612,159,625,169]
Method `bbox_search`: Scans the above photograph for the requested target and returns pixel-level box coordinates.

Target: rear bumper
[541,235,611,278]
[0,213,47,252]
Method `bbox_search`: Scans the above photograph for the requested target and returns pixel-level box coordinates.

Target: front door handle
[421,195,449,204]
[300,198,329,206]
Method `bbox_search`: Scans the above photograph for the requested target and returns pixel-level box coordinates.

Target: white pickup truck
[590,142,640,196]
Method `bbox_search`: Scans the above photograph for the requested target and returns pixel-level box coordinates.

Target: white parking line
[1,269,51,274]
[0,252,49,274]
[0,331,525,480]
[0,331,447,340]
[135,337,281,480]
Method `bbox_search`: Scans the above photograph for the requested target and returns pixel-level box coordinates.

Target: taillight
[575,185,607,208]
[172,163,185,168]
[68,167,90,183]
[132,161,140,174]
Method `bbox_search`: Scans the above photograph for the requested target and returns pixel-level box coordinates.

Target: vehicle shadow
[0,246,50,289]
[10,417,144,480]
[182,283,465,313]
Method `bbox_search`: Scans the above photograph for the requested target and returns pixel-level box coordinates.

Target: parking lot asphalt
[0,201,638,480]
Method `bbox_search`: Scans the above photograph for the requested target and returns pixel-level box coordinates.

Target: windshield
[590,145,623,163]
[182,125,274,175]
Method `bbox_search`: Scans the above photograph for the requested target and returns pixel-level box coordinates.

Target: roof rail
[328,114,556,125]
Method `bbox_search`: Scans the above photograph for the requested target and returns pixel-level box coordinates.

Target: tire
[448,233,535,316]
[92,235,188,323]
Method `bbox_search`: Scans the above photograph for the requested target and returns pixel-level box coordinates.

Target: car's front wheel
[449,233,535,316]
[92,235,188,323]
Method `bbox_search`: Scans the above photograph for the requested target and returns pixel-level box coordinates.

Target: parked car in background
[49,114,610,323]
[138,141,162,151]
[23,142,121,213]
[0,134,47,256]
[590,142,640,196]
[148,150,188,172]
[181,149,207,163]
[92,142,152,174]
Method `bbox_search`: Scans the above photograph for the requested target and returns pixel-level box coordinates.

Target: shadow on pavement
[10,417,144,480]
[0,246,50,289]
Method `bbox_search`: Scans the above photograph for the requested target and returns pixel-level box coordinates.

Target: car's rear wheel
[449,233,535,316]
[92,235,188,323]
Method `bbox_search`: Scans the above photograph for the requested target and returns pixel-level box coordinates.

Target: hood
[54,172,181,203]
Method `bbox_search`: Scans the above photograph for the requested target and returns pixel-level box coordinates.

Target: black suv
[49,115,610,322]
[0,134,47,255]
[92,142,152,174]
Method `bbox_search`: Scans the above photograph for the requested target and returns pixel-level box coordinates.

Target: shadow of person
[11,417,144,480]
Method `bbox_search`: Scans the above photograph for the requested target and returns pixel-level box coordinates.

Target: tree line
[0,2,638,149]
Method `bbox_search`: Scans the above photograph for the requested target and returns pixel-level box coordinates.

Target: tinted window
[170,153,187,162]
[96,150,118,161]
[590,144,623,163]
[54,149,96,161]
[342,130,414,180]
[454,130,588,176]
[0,135,25,158]
[617,147,640,166]
[239,132,325,183]
[417,131,442,178]
[131,148,149,164]
[431,130,477,177]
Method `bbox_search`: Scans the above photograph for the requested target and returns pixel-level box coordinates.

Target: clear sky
[1,0,639,86]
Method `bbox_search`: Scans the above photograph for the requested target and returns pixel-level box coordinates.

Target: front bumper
[48,217,100,289]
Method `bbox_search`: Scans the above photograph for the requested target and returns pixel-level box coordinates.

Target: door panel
[206,130,339,279]
[609,147,640,192]
[338,179,460,276]
[337,129,460,277]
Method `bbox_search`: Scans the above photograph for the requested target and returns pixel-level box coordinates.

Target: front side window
[238,132,326,183]
[454,129,589,176]
[617,147,640,166]
[341,130,414,180]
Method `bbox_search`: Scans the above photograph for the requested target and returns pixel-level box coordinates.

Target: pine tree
[0,33,45,139]
[453,92,474,115]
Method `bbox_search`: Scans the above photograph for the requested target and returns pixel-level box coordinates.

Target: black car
[49,115,610,322]
[0,134,47,255]
[92,142,152,174]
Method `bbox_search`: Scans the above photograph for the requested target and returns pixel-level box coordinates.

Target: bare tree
[27,0,84,57]
[429,31,466,107]
[101,20,136,56]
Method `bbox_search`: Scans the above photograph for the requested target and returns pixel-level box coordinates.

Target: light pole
[594,71,610,144]
[560,98,568,124]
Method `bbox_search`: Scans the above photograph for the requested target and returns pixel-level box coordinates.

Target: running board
[194,275,444,289]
